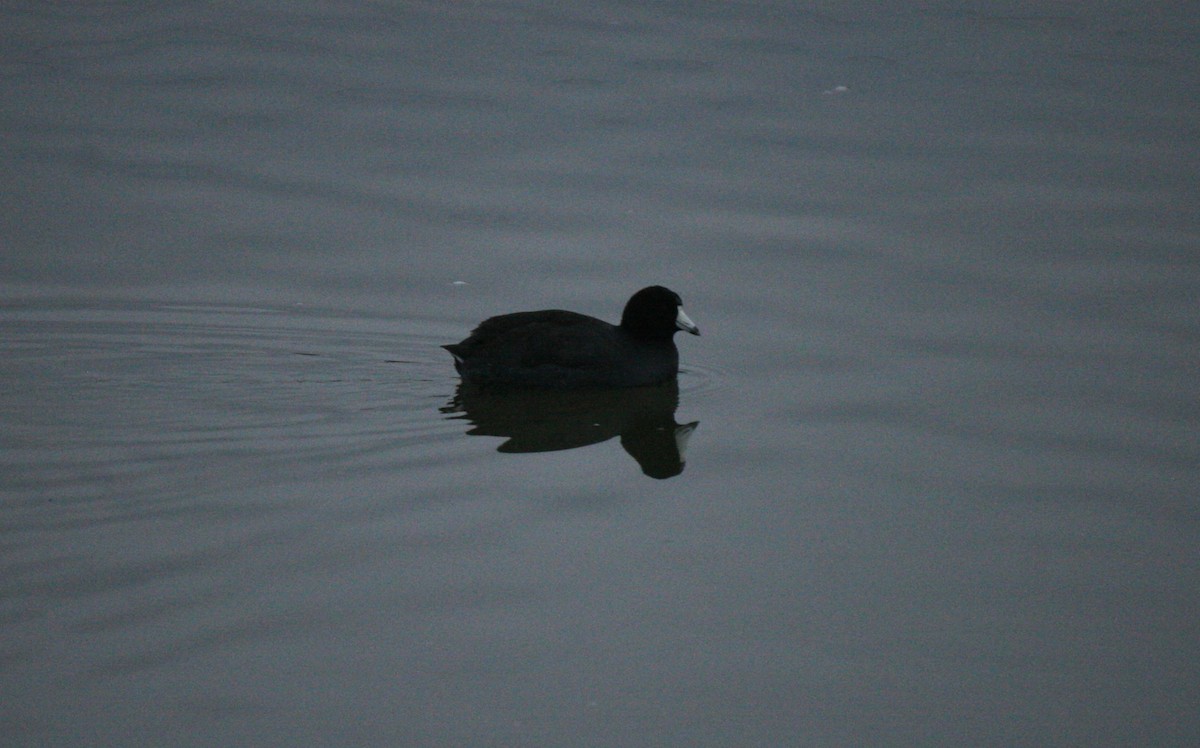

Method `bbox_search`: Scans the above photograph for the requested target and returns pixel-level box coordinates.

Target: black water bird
[444,285,700,389]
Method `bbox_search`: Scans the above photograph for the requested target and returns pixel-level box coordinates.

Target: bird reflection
[441,380,698,479]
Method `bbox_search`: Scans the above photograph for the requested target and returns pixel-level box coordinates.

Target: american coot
[444,285,700,389]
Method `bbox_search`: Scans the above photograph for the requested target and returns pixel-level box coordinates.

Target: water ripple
[1,299,458,507]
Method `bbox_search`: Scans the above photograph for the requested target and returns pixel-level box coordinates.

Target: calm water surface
[3,2,1198,746]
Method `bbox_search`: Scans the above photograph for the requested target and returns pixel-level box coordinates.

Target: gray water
[3,2,1198,746]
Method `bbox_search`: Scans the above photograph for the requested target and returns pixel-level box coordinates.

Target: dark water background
[3,2,1198,745]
